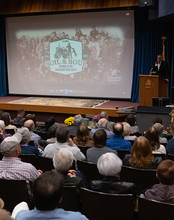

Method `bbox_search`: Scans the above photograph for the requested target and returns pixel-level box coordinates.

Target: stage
[0,96,139,123]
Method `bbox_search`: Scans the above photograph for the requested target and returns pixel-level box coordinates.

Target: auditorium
[0,0,174,219]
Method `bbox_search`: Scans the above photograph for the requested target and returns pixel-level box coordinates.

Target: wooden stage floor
[0,96,139,118]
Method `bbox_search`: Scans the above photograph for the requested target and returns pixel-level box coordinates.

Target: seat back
[38,156,54,172]
[166,153,174,161]
[0,179,32,213]
[77,146,91,157]
[152,153,166,160]
[120,166,158,195]
[37,132,52,140]
[116,150,130,160]
[80,188,134,220]
[19,154,38,169]
[138,196,174,220]
[28,140,35,146]
[59,186,79,211]
[77,160,103,184]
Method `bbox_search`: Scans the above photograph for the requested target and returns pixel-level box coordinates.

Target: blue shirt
[21,145,42,156]
[15,207,88,220]
[90,128,114,139]
[106,134,132,152]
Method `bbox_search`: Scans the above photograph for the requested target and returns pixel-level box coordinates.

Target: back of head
[33,171,64,210]
[53,148,73,173]
[130,136,153,168]
[153,117,162,125]
[0,120,5,129]
[45,117,55,130]
[73,114,82,125]
[122,122,130,136]
[125,114,136,126]
[100,111,108,120]
[98,118,108,128]
[157,160,174,185]
[152,123,164,136]
[144,126,160,151]
[56,126,69,143]
[24,120,35,131]
[24,114,36,127]
[17,108,25,117]
[93,129,107,148]
[17,127,30,145]
[113,123,123,136]
[1,112,10,126]
[97,153,122,176]
[49,124,59,138]
[76,124,90,145]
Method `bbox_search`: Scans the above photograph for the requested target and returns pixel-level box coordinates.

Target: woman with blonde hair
[73,124,94,147]
[123,136,162,169]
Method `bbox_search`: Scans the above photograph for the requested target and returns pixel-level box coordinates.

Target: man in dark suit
[151,55,169,81]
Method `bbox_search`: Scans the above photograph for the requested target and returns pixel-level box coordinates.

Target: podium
[139,75,168,106]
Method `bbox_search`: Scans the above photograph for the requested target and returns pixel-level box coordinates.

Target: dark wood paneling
[0,0,139,15]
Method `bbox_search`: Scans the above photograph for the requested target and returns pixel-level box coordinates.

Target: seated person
[95,111,115,131]
[73,124,94,147]
[17,127,43,156]
[144,126,166,155]
[0,120,11,140]
[13,108,25,125]
[125,114,139,133]
[40,117,55,133]
[24,120,41,142]
[53,148,85,196]
[90,118,114,139]
[87,129,117,164]
[152,116,168,138]
[24,114,37,128]
[106,123,132,152]
[69,114,83,137]
[122,122,137,141]
[144,160,174,204]
[15,171,88,220]
[46,124,59,143]
[1,112,17,133]
[90,153,136,200]
[152,123,167,144]
[123,136,162,169]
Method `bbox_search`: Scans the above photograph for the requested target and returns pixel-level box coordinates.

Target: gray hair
[0,120,5,129]
[152,123,164,135]
[73,114,82,125]
[97,153,122,176]
[122,122,130,136]
[17,127,30,145]
[53,148,74,173]
[98,119,108,128]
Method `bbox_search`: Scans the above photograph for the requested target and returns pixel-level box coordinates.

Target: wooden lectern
[139,75,168,106]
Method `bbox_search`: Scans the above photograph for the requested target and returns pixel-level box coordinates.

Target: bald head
[24,119,35,131]
[113,123,123,136]
[98,118,108,128]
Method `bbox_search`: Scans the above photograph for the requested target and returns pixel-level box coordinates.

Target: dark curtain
[131,9,174,102]
[0,16,7,97]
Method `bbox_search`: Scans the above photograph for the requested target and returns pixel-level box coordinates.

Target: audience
[0,133,41,186]
[73,124,94,147]
[87,129,117,163]
[122,122,137,141]
[43,126,86,160]
[123,136,162,169]
[24,120,41,142]
[90,118,114,139]
[106,123,132,152]
[13,108,25,125]
[1,112,17,133]
[40,117,55,133]
[17,127,43,156]
[95,111,115,131]
[125,114,139,133]
[144,160,174,204]
[46,124,59,143]
[144,126,166,155]
[69,114,83,137]
[90,153,136,199]
[15,171,88,220]
[153,116,168,138]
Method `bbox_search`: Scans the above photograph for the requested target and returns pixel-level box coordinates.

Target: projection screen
[6,10,134,99]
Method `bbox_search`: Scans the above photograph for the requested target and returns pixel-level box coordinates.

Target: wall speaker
[153,97,169,107]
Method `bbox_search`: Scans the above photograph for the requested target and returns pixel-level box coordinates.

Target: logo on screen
[45,39,87,75]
